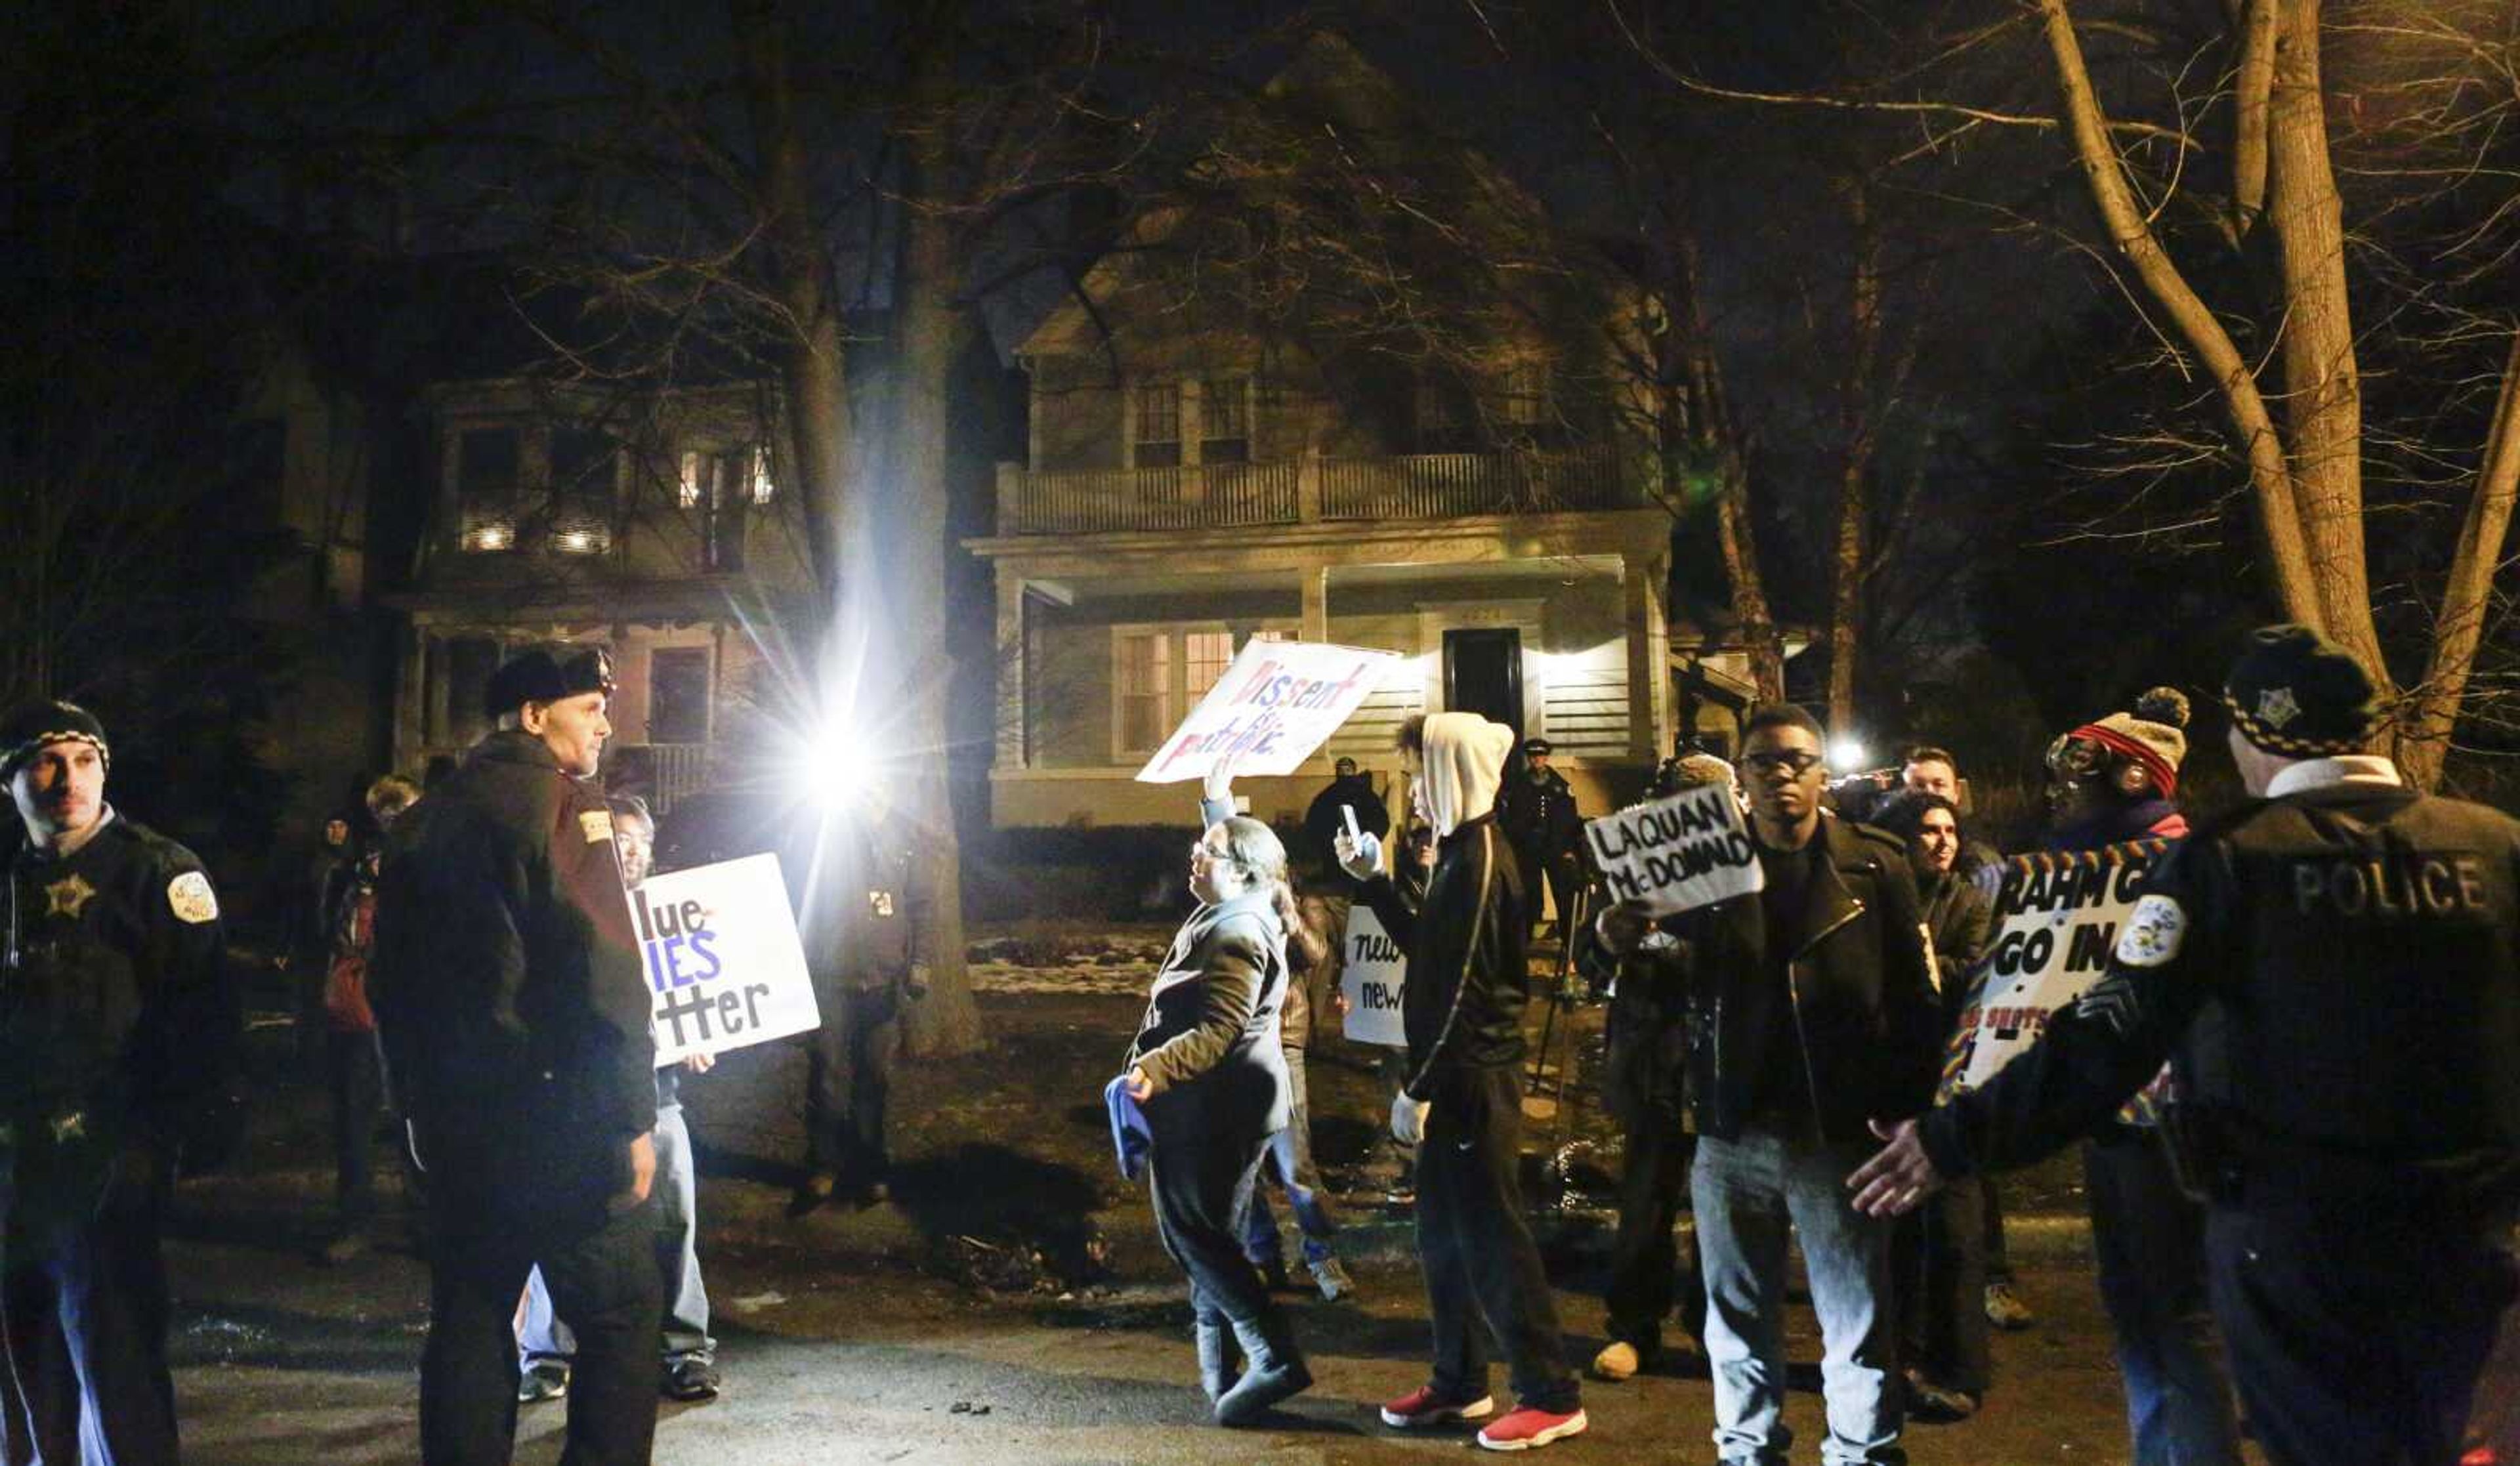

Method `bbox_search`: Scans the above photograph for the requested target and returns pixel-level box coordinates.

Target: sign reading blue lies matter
[632,852,821,1065]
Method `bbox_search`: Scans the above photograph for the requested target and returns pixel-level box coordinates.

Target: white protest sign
[633,852,822,1065]
[1135,639,1400,784]
[1583,784,1765,917]
[1339,904,1408,1047]
[1946,840,2168,1095]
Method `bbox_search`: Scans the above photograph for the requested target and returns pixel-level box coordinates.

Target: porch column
[1301,566,1329,643]
[398,620,430,775]
[996,573,1030,770]
[1624,550,1671,762]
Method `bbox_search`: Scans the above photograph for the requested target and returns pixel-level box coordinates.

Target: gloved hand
[1389,1088,1431,1145]
[1335,829,1385,882]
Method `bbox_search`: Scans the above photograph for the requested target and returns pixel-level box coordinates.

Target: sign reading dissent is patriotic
[1134,639,1400,784]
[633,853,822,1066]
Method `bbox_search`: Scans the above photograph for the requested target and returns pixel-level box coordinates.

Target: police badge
[2255,686,2303,731]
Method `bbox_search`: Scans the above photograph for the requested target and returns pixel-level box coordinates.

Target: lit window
[751,446,775,504]
[679,451,704,508]
[1186,631,1234,700]
[463,522,514,553]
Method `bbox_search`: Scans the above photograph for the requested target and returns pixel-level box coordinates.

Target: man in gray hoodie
[1339,713,1588,1452]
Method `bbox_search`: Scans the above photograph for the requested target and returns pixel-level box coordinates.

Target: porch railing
[996,444,1631,534]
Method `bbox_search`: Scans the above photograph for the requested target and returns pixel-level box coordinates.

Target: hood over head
[1417,712,1516,839]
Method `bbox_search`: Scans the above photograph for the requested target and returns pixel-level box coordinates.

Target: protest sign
[633,852,822,1065]
[1135,639,1400,784]
[1946,839,2171,1096]
[1339,904,1408,1047]
[1583,784,1765,917]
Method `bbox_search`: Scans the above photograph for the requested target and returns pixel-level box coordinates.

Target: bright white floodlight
[1827,736,1868,772]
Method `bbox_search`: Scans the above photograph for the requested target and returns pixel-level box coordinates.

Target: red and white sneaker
[1379,1385,1495,1429]
[1476,1404,1589,1452]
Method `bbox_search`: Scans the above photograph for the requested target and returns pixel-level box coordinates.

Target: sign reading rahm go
[633,852,822,1065]
[1135,640,1399,784]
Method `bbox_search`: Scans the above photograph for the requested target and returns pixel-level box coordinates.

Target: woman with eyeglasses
[1116,757,1312,1426]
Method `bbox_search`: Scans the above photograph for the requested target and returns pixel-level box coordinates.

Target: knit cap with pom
[2069,688,2191,798]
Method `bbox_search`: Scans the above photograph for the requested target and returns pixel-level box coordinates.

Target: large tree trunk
[2263,0,2386,679]
[2400,332,2520,791]
[731,0,849,607]
[1826,180,1883,736]
[1673,240,1786,704]
[889,37,982,1057]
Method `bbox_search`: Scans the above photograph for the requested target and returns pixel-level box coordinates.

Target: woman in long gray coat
[1120,772,1310,1426]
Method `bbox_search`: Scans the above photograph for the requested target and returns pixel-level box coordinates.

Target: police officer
[371,645,661,1466]
[1851,623,2520,1466]
[799,792,925,1208]
[0,699,240,1466]
[1497,737,1584,940]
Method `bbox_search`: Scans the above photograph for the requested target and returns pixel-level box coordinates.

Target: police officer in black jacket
[0,700,240,1466]
[371,646,660,1466]
[1853,623,2520,1466]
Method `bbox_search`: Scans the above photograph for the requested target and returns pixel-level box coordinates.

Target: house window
[1116,631,1171,753]
[1497,362,1557,444]
[429,635,503,745]
[1200,378,1250,464]
[458,428,520,551]
[649,646,711,744]
[679,449,751,571]
[549,427,616,555]
[1133,382,1181,469]
[1414,376,1476,453]
[1113,625,1241,757]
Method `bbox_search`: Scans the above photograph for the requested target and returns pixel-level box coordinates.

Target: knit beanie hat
[2067,688,2191,799]
[2221,623,2382,757]
[0,700,110,783]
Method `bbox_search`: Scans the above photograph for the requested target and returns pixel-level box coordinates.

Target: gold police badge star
[2256,686,2303,730]
[45,873,96,919]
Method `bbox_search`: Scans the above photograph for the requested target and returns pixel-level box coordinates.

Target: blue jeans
[1693,1123,1903,1465]
[519,1102,714,1370]
[2084,1131,2240,1466]
[1241,1049,1337,1268]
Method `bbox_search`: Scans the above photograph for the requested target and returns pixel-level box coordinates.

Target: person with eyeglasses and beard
[1591,704,1939,1465]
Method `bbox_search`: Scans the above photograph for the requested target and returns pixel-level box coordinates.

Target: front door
[1442,627,1524,739]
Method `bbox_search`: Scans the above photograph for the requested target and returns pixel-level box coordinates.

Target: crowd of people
[1,621,2516,1465]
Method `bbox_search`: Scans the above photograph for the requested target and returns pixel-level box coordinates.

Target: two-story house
[387,376,812,813]
[967,35,1683,831]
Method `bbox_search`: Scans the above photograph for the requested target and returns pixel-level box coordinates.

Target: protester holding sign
[1586,753,1735,1384]
[1591,704,1937,1465]
[1118,774,1309,1427]
[370,643,661,1466]
[518,797,723,1408]
[1337,713,1589,1453]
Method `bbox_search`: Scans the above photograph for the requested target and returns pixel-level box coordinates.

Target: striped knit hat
[2066,688,2191,798]
[0,700,110,782]
[2222,623,2382,757]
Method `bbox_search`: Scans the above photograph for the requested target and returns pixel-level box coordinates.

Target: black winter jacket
[1357,813,1529,1097]
[371,732,656,1211]
[1632,814,1941,1144]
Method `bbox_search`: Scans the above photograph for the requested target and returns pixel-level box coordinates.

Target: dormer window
[1201,377,1250,464]
[1133,383,1181,469]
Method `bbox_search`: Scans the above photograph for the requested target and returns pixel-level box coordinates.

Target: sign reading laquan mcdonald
[1134,639,1401,784]
[1584,783,1766,917]
[633,852,823,1066]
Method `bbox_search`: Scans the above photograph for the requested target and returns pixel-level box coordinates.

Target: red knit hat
[2065,688,2191,798]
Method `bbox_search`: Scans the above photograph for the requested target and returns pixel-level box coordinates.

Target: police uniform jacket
[1920,760,2520,1216]
[1125,887,1292,1145]
[1646,814,1942,1145]
[370,731,655,1215]
[1498,769,1583,861]
[1356,812,1530,1098]
[0,812,236,1239]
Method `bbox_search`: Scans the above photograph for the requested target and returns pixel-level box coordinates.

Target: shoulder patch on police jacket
[2114,892,2186,967]
[578,810,614,845]
[167,869,219,925]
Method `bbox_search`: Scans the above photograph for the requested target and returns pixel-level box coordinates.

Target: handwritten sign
[1135,640,1399,784]
[1946,840,2170,1098]
[1584,784,1765,917]
[1339,904,1408,1047]
[633,853,822,1064]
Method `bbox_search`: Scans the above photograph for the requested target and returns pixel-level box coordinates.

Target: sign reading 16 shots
[633,852,822,1065]
[1339,904,1408,1047]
